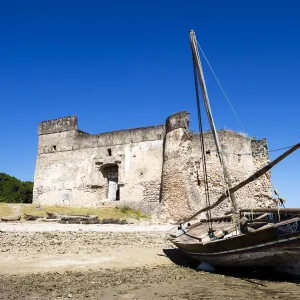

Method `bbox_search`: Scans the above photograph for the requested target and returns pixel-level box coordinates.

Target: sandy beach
[0,222,300,299]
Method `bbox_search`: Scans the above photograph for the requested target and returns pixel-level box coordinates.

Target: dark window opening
[107,148,112,156]
[53,145,57,151]
[238,154,241,163]
[206,150,211,155]
[197,170,201,186]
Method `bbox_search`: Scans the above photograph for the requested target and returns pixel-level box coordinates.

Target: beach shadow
[162,248,200,269]
[162,248,300,283]
[217,266,299,283]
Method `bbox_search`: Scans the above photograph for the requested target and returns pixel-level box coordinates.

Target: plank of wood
[253,213,268,220]
[39,218,59,222]
[240,208,300,213]
[46,212,92,219]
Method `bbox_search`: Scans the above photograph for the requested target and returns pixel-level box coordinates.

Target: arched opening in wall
[101,164,120,201]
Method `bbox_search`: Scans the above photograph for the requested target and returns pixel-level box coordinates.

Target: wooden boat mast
[189,30,238,213]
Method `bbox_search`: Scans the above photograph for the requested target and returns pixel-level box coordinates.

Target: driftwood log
[39,218,59,222]
[59,217,129,224]
[44,212,129,224]
[24,214,42,221]
[1,216,21,222]
[100,218,128,225]
[46,212,93,219]
[45,212,99,224]
[59,215,99,224]
[45,212,100,224]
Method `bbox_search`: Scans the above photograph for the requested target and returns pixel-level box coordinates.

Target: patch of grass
[117,206,148,219]
[0,203,14,217]
[21,204,148,220]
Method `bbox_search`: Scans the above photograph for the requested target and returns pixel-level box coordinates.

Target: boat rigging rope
[268,145,294,153]
[203,145,294,156]
[192,52,213,232]
[196,41,247,135]
[268,175,286,208]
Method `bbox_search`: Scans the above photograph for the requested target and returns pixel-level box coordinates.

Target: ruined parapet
[249,138,274,207]
[38,116,78,135]
[159,111,201,221]
[165,111,189,133]
[251,138,269,159]
[164,111,190,161]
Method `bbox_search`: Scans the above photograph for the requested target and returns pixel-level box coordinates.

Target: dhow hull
[171,217,300,277]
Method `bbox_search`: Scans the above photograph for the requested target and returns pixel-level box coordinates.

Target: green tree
[0,173,33,203]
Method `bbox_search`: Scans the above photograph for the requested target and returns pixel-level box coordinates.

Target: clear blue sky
[0,1,299,206]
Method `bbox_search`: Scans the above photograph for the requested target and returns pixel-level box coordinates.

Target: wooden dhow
[168,30,300,277]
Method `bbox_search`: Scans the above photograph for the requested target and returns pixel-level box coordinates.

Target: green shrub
[117,206,147,219]
[0,173,33,203]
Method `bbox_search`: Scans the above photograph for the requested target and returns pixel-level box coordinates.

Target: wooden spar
[180,142,300,223]
[189,30,238,213]
[240,208,300,213]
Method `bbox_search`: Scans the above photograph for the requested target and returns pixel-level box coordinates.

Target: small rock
[68,294,73,298]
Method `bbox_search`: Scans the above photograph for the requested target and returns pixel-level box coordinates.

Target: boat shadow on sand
[162,248,300,284]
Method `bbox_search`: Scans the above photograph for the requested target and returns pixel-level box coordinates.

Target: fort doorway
[102,165,120,201]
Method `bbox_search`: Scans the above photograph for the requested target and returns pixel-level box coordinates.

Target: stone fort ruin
[33,111,274,220]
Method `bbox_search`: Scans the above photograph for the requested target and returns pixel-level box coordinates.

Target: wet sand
[0,223,300,299]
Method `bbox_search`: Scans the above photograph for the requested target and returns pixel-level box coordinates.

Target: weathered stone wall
[33,117,165,212]
[38,116,78,135]
[249,139,274,207]
[33,112,274,218]
[158,112,200,220]
[158,112,274,221]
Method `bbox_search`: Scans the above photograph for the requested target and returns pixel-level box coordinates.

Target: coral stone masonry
[33,112,275,220]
